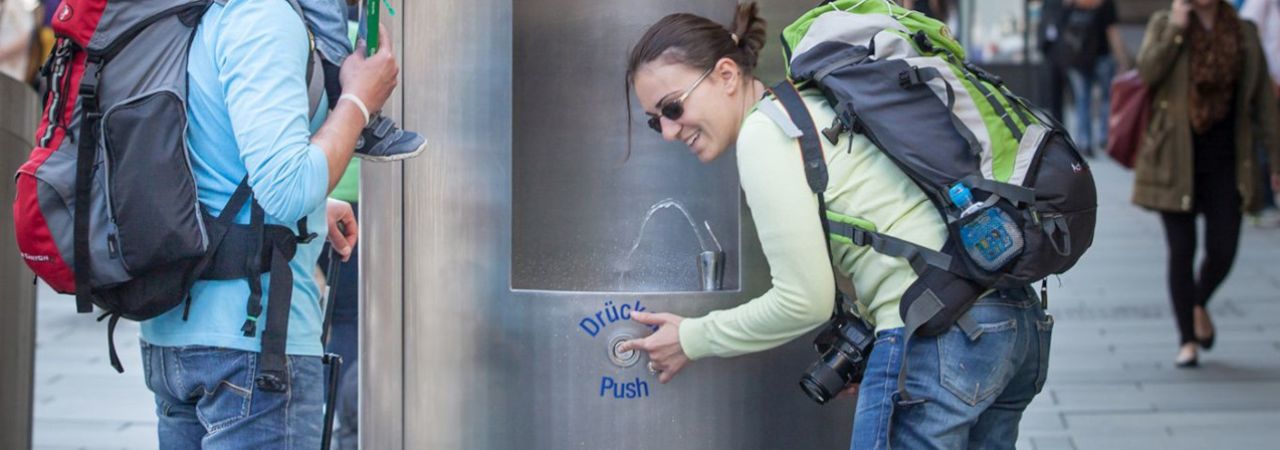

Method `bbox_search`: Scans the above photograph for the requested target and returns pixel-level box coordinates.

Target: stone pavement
[32,283,154,450]
[1012,158,1280,449]
[29,158,1280,449]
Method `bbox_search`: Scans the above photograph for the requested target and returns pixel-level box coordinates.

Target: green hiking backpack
[765,0,1097,402]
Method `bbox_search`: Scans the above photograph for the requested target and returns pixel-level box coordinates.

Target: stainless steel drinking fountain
[359,1,851,448]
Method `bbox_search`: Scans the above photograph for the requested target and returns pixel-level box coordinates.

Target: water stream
[618,198,715,290]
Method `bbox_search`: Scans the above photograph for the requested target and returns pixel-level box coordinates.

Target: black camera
[799,314,876,404]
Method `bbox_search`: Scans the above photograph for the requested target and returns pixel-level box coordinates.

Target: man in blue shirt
[137,1,398,447]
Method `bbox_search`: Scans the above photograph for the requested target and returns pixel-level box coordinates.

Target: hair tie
[730,33,740,45]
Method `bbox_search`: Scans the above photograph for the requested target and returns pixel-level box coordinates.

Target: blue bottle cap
[948,183,972,208]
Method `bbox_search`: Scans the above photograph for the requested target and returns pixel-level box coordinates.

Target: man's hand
[326,199,358,262]
[339,23,399,114]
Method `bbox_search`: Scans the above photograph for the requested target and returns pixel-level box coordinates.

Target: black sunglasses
[647,67,714,134]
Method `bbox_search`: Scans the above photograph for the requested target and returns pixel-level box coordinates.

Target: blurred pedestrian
[1134,0,1280,367]
[1059,0,1133,157]
[1040,0,1069,121]
[1240,0,1280,226]
[902,0,954,22]
[0,0,37,82]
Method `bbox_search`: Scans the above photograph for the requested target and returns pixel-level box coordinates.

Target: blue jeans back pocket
[937,318,1018,406]
[181,347,256,432]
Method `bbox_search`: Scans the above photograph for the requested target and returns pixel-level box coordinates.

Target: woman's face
[632,60,742,163]
[1190,0,1218,8]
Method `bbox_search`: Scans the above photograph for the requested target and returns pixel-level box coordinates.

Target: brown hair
[622,2,767,160]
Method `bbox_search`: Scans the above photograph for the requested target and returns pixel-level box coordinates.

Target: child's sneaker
[354,114,427,162]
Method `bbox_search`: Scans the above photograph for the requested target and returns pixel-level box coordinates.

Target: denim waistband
[975,285,1041,309]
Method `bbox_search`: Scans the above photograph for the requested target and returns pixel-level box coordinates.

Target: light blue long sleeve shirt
[140,0,331,356]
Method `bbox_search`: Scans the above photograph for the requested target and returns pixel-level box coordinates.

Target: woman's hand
[619,312,689,384]
[1170,0,1190,29]
[837,383,861,400]
[326,199,358,262]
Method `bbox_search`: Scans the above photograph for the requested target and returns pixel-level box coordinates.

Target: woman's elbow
[798,283,836,327]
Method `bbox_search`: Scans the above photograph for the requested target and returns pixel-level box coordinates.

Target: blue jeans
[140,342,325,449]
[851,288,1054,450]
[1067,55,1116,153]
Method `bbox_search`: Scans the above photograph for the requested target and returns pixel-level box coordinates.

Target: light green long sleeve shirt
[679,90,947,360]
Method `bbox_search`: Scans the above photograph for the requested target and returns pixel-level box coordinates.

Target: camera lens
[799,316,875,405]
[799,350,854,405]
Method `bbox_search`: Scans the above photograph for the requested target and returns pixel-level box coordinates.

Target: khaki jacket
[1133,10,1280,213]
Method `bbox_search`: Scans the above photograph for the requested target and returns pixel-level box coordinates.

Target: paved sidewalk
[1013,158,1280,449]
[33,283,154,450]
[30,157,1280,449]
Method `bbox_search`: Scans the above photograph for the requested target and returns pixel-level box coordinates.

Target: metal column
[362,1,849,448]
[0,75,39,450]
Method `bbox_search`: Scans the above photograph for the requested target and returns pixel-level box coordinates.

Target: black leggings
[1159,151,1243,345]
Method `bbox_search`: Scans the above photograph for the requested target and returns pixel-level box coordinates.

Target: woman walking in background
[1133,0,1280,367]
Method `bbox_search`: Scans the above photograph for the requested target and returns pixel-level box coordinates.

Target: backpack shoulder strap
[767,81,828,194]
[211,0,324,117]
[756,98,805,139]
[279,0,325,118]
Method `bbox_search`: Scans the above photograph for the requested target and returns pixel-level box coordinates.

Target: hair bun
[729,2,767,71]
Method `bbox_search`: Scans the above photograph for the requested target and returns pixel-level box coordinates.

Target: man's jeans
[851,287,1054,450]
[140,342,324,449]
[1067,55,1116,153]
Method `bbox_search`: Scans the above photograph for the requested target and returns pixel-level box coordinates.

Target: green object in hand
[365,0,379,56]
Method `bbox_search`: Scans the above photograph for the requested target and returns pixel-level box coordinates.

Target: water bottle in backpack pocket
[949,183,1023,271]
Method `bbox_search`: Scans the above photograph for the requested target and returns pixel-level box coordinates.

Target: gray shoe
[354,114,427,162]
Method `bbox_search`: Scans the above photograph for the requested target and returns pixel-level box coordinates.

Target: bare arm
[0,33,30,62]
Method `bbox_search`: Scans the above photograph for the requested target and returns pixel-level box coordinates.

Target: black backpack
[775,0,1097,402]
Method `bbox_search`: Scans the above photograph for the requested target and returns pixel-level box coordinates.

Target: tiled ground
[1011,158,1280,449]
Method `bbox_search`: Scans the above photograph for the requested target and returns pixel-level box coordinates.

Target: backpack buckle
[821,117,844,145]
[964,61,1003,86]
[79,69,100,110]
[297,232,318,244]
[255,373,289,393]
[912,30,936,54]
[898,67,924,88]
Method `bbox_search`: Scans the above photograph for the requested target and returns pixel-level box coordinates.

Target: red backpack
[13,0,320,392]
[15,0,213,319]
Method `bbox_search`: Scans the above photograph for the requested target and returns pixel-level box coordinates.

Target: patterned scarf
[1187,2,1243,134]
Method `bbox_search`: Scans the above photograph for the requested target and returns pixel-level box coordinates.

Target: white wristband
[338,93,371,127]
